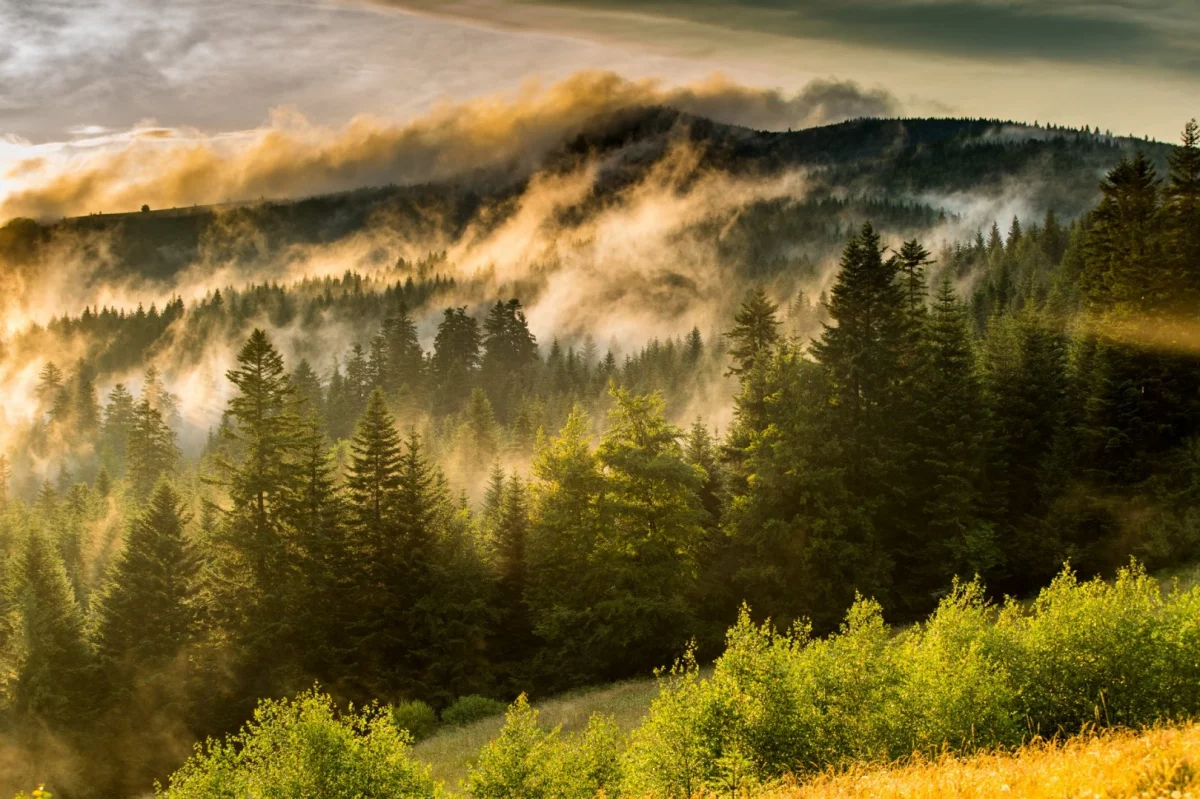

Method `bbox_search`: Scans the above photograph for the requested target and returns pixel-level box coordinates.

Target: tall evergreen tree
[291,359,325,420]
[432,306,482,413]
[380,304,426,401]
[207,329,301,681]
[725,287,780,375]
[92,482,199,684]
[102,383,136,474]
[126,398,179,500]
[490,473,533,683]
[2,531,95,725]
[912,280,993,585]
[481,299,538,419]
[1166,120,1200,299]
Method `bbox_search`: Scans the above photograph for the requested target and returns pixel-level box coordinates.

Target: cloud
[0,70,898,221]
[382,0,1198,74]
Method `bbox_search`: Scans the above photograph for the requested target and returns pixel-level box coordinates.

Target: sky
[0,0,1196,218]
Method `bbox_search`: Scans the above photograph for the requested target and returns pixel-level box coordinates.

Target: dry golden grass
[768,724,1200,799]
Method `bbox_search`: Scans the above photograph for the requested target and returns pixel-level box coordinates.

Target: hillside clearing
[414,676,666,792]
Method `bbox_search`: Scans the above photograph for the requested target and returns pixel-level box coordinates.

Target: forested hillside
[0,114,1197,796]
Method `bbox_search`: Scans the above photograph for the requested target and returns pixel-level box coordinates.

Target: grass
[414,676,669,793]
[767,724,1200,799]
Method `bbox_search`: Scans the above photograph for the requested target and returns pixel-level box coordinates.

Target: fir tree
[3,531,95,724]
[725,287,780,375]
[126,398,179,500]
[102,383,136,474]
[432,306,482,413]
[92,482,199,683]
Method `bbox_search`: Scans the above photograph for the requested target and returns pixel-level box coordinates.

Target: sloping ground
[414,676,664,792]
[771,724,1200,799]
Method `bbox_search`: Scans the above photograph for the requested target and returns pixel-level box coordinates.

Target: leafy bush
[467,695,622,799]
[393,700,439,742]
[442,695,507,726]
[625,562,1200,797]
[157,688,439,799]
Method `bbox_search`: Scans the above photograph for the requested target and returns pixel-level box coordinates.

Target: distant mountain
[0,111,1174,291]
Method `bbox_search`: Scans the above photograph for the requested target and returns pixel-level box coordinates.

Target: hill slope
[774,724,1200,799]
[0,113,1174,286]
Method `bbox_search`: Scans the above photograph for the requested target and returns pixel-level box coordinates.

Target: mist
[0,71,898,222]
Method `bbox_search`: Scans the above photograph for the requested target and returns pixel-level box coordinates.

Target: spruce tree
[525,407,605,685]
[3,530,95,724]
[291,359,325,420]
[896,239,933,316]
[126,398,179,500]
[812,223,907,485]
[102,383,136,475]
[481,299,538,419]
[208,329,301,679]
[481,461,506,534]
[1166,120,1200,299]
[725,287,780,375]
[345,388,403,543]
[913,280,993,585]
[432,306,482,413]
[92,482,199,684]
[490,474,533,682]
[286,413,346,678]
[380,304,426,401]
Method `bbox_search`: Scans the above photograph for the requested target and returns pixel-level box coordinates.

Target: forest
[0,116,1198,796]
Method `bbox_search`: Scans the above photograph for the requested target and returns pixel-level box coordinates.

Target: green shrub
[393,700,439,742]
[467,695,622,799]
[626,562,1200,797]
[442,695,507,726]
[157,688,439,799]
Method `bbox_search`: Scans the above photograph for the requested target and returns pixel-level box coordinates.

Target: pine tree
[432,306,482,413]
[345,388,403,542]
[586,388,703,679]
[286,413,347,678]
[142,364,180,428]
[982,308,1068,589]
[291,359,325,420]
[491,473,533,681]
[207,329,301,676]
[380,304,426,400]
[102,383,136,474]
[725,287,780,375]
[1082,154,1163,312]
[72,360,101,436]
[812,223,908,478]
[481,461,506,534]
[36,362,64,414]
[3,531,95,724]
[325,361,353,440]
[481,299,538,419]
[1041,208,1067,264]
[344,344,370,422]
[1166,120,1200,299]
[526,407,605,685]
[92,482,199,684]
[126,398,179,500]
[683,418,723,528]
[896,239,933,316]
[912,280,993,585]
